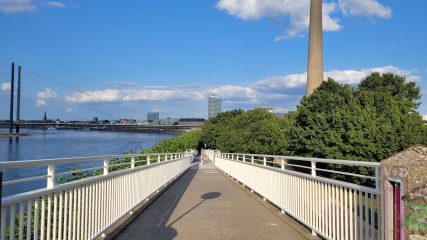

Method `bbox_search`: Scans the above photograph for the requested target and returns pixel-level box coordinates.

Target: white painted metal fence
[0,152,192,240]
[209,151,381,240]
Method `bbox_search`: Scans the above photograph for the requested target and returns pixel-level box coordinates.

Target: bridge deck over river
[116,161,310,240]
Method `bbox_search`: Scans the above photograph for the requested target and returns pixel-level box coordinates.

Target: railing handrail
[0,152,182,169]
[219,152,381,167]
[210,150,382,240]
[0,151,193,240]
[221,157,380,194]
[1,156,186,206]
[217,151,381,191]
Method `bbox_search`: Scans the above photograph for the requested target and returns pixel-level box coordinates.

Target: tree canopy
[142,130,203,153]
[202,108,288,154]
[287,74,425,162]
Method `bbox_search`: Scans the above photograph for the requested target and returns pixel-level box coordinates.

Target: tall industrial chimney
[306,0,324,96]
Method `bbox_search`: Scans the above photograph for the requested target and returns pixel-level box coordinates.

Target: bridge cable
[21,95,88,121]
[22,82,120,120]
[23,69,143,115]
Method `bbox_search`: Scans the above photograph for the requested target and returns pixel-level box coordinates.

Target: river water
[0,129,175,197]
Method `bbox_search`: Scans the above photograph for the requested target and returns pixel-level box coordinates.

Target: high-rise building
[43,111,47,123]
[208,95,222,119]
[306,0,324,96]
[147,112,160,121]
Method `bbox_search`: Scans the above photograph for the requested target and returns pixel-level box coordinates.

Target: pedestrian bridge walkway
[116,161,309,240]
[0,151,381,240]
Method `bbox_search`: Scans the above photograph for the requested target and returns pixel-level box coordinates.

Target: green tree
[201,108,288,155]
[359,72,421,108]
[146,130,203,153]
[286,74,426,184]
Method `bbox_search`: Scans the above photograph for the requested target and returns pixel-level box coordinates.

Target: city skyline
[0,0,426,120]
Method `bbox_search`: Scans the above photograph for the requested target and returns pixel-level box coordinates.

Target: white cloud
[36,99,46,107]
[0,0,36,14]
[1,82,11,92]
[255,65,420,89]
[362,66,419,82]
[47,1,67,8]
[66,89,120,103]
[255,73,307,88]
[216,0,391,39]
[65,107,73,113]
[210,85,257,100]
[37,88,57,99]
[63,65,419,114]
[217,0,341,38]
[36,88,57,107]
[338,0,392,19]
[66,85,258,104]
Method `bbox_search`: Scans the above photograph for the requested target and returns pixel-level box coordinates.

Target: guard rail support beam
[47,164,55,189]
[103,159,110,176]
[311,161,317,177]
[131,157,135,169]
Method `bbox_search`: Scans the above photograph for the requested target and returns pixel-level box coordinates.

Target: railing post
[263,157,267,166]
[310,160,317,237]
[251,156,254,164]
[375,166,380,191]
[47,164,55,189]
[103,159,109,176]
[281,159,285,170]
[158,155,161,163]
[311,161,316,176]
[243,155,246,162]
[131,157,135,169]
[147,156,151,165]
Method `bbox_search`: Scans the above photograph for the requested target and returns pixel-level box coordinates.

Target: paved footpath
[115,161,309,240]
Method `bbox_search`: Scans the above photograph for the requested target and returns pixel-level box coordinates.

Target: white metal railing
[209,151,381,240]
[0,152,192,240]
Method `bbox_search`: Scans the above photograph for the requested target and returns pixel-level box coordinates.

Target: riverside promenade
[116,160,311,240]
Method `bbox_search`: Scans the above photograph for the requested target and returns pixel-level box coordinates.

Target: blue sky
[0,0,426,120]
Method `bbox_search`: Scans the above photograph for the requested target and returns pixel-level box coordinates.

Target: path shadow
[166,192,221,227]
[115,156,220,240]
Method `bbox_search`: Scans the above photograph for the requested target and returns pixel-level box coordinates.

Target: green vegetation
[201,108,288,154]
[141,130,203,153]
[288,73,425,162]
[147,72,427,166]
[406,202,427,236]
